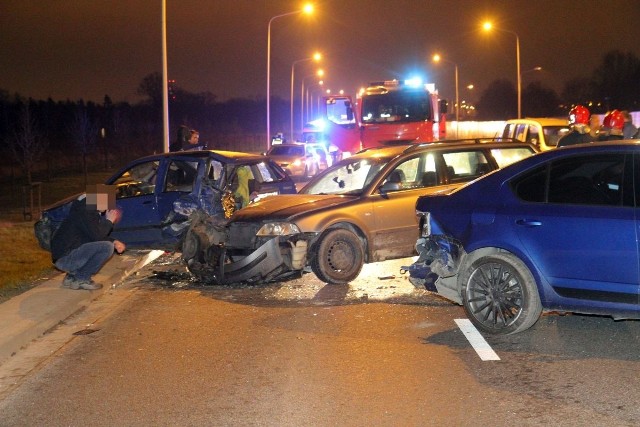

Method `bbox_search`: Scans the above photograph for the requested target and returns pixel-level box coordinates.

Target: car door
[110,159,164,245]
[370,152,459,259]
[509,153,639,304]
[112,157,203,247]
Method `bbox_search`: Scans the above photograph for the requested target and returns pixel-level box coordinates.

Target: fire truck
[302,78,447,161]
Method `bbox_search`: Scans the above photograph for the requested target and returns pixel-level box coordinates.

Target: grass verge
[0,171,114,303]
[0,222,54,304]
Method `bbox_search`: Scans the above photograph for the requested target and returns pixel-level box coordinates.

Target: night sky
[2,0,639,106]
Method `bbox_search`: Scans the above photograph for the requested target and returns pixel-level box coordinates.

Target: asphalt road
[0,254,639,426]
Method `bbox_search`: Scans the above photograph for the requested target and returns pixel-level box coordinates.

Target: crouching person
[51,184,126,290]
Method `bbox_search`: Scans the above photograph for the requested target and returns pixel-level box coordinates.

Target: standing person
[184,129,205,150]
[557,105,595,147]
[598,110,625,141]
[51,184,126,290]
[170,125,190,152]
[621,110,638,139]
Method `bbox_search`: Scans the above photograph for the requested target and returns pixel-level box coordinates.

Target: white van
[502,118,570,151]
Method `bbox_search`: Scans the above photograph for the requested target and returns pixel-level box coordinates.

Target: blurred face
[189,132,199,144]
[86,184,116,211]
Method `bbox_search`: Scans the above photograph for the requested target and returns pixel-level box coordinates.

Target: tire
[461,253,542,335]
[311,228,364,284]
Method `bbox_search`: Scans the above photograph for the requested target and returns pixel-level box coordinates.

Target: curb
[0,250,164,366]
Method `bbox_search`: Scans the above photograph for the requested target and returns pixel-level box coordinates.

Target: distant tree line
[1,49,639,185]
[0,75,290,184]
[475,50,640,120]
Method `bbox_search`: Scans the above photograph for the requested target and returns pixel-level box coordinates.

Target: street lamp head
[432,53,441,63]
[302,3,314,14]
[313,52,322,61]
[482,21,492,31]
[317,69,324,77]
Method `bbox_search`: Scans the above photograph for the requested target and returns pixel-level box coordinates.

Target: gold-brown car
[183,139,537,285]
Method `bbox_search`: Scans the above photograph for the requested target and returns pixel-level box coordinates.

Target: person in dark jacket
[169,125,190,152]
[557,105,595,147]
[51,184,125,290]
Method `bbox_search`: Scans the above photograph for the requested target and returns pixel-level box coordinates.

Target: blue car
[406,141,640,334]
[36,150,296,251]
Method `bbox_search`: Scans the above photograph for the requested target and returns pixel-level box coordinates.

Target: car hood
[231,194,354,222]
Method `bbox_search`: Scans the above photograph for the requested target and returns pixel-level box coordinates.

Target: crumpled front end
[401,212,465,304]
[183,210,311,285]
[404,234,462,289]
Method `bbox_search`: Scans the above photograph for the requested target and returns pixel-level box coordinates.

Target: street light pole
[482,22,521,118]
[433,54,459,138]
[300,69,324,131]
[267,5,313,150]
[516,32,521,118]
[290,53,321,142]
[161,0,169,152]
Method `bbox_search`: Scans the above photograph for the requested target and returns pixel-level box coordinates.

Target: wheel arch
[457,246,547,302]
[311,221,370,264]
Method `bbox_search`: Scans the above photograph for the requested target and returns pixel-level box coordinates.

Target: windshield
[361,90,432,124]
[268,145,305,156]
[301,158,389,195]
[543,125,571,147]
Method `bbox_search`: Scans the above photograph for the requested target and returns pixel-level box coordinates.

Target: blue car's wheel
[462,253,542,335]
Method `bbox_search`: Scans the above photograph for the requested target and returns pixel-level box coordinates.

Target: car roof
[131,149,268,164]
[505,117,568,126]
[353,138,537,159]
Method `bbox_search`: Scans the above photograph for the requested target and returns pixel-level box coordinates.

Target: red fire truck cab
[304,78,447,161]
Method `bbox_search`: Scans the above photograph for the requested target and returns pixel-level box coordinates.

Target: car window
[512,165,546,202]
[527,126,540,146]
[442,151,490,183]
[380,157,421,192]
[512,154,629,206]
[207,160,224,185]
[514,124,528,142]
[543,125,570,148]
[490,147,536,168]
[252,161,282,183]
[165,160,199,193]
[548,154,626,206]
[112,160,159,199]
[502,124,515,139]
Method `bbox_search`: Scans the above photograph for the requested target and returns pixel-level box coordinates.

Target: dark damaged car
[35,150,296,251]
[183,139,536,285]
[405,141,640,335]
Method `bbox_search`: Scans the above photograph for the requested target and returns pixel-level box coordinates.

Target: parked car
[35,150,296,251]
[266,142,330,178]
[404,141,640,335]
[502,118,570,151]
[183,139,537,285]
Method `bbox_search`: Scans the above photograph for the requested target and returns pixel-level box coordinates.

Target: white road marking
[454,319,501,361]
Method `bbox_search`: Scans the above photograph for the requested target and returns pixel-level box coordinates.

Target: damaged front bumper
[402,235,463,299]
[217,237,308,285]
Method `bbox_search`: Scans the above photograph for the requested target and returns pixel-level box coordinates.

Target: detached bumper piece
[219,237,288,285]
[403,235,462,292]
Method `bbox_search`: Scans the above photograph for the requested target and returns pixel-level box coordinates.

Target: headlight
[257,222,301,236]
